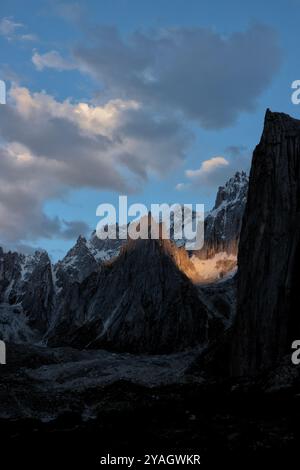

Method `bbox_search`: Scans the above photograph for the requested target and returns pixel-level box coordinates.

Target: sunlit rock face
[178,171,247,283]
[52,172,248,284]
[56,173,248,286]
[190,252,237,283]
[196,171,248,260]
[47,236,210,353]
[232,110,300,376]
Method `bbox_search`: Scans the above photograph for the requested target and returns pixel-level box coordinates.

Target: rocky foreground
[1,342,300,466]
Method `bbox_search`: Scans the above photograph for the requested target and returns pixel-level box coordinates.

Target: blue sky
[0,0,299,259]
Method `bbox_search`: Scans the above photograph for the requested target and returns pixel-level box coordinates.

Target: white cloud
[0,17,23,38]
[21,33,38,42]
[0,86,191,243]
[178,146,250,190]
[186,157,229,179]
[9,86,139,136]
[32,50,75,71]
[0,17,38,42]
[175,182,189,191]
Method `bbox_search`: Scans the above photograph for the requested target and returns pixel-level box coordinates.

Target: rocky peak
[196,172,248,259]
[88,225,127,262]
[75,234,87,245]
[0,248,54,334]
[231,109,300,376]
[214,171,248,210]
[54,235,98,285]
[48,236,210,353]
[66,235,88,256]
[0,250,23,303]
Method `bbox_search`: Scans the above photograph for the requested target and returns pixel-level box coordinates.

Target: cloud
[20,34,38,42]
[184,156,230,188]
[60,220,90,239]
[0,86,191,243]
[179,147,250,189]
[186,157,229,179]
[175,183,186,191]
[68,24,282,129]
[0,17,38,42]
[3,22,281,245]
[32,50,76,71]
[0,17,22,39]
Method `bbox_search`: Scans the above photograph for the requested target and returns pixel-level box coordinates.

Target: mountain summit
[232,110,300,375]
[197,171,248,259]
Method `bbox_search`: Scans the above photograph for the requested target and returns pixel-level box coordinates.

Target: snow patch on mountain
[191,252,237,283]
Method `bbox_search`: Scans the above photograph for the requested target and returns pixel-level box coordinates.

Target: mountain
[231,110,300,376]
[0,248,54,335]
[88,224,128,261]
[196,171,248,259]
[0,171,246,348]
[54,235,99,285]
[51,171,248,273]
[47,235,210,353]
[83,172,248,282]
[89,172,248,262]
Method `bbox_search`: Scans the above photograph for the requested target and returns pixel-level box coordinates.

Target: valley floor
[1,343,300,467]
